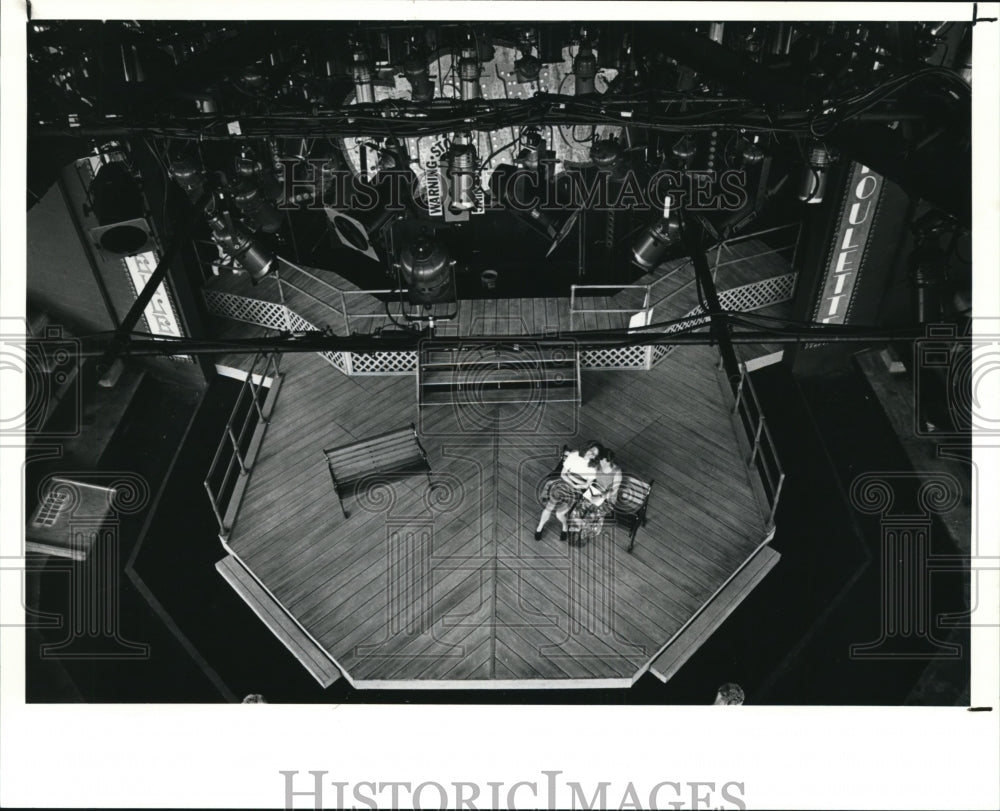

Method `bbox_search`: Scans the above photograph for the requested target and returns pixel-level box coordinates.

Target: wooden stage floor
[223,344,769,688]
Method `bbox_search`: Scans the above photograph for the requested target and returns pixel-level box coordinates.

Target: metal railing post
[249,378,266,424]
[228,425,248,475]
[790,222,801,270]
[733,369,746,415]
[204,481,225,534]
[748,418,764,469]
[769,473,785,526]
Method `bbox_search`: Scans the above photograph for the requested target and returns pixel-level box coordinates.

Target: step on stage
[217,343,778,689]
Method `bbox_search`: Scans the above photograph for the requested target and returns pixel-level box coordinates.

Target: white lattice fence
[346,350,417,374]
[204,290,349,375]
[284,310,349,374]
[580,345,650,370]
[648,273,797,367]
[204,289,288,331]
[718,272,796,311]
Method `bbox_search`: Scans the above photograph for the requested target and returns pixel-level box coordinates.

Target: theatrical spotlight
[351,37,375,104]
[207,210,276,284]
[403,38,434,102]
[671,136,697,170]
[326,201,396,263]
[397,236,456,305]
[446,133,479,213]
[727,134,765,167]
[327,139,413,262]
[573,33,599,95]
[590,137,628,182]
[632,195,682,270]
[88,159,153,256]
[798,141,832,204]
[226,148,284,233]
[458,36,481,101]
[490,165,558,242]
[168,158,205,201]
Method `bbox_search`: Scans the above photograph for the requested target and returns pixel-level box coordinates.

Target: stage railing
[569,285,653,369]
[731,363,785,531]
[646,221,801,314]
[204,350,282,538]
[202,222,800,379]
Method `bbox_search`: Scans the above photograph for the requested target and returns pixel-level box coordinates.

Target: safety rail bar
[275,260,350,334]
[276,260,414,336]
[568,285,651,332]
[712,222,802,276]
[647,221,801,314]
[339,288,413,334]
[731,363,785,530]
[204,349,282,537]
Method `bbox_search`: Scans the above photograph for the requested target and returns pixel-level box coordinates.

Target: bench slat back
[324,427,424,483]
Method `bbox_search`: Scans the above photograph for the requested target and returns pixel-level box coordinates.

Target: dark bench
[323,424,431,519]
[612,475,654,553]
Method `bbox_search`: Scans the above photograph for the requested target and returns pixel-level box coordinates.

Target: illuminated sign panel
[124,250,190,361]
[815,163,883,325]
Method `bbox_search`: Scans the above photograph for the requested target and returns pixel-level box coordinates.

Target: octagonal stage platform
[214,343,779,689]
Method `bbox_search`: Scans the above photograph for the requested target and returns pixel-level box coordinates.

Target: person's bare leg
[536,506,554,533]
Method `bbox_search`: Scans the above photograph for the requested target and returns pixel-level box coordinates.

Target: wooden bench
[323,423,431,519]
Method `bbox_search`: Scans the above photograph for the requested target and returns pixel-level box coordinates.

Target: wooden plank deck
[222,342,770,687]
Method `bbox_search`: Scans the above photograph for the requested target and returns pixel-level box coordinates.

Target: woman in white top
[568,449,623,546]
[535,441,603,541]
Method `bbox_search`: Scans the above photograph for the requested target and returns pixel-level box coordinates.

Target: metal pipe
[79,326,952,358]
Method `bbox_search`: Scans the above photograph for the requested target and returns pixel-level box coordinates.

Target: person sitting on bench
[567,448,623,546]
[534,441,604,541]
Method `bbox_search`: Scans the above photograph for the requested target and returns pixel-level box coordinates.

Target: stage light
[397,236,455,304]
[590,137,628,181]
[735,135,765,166]
[573,37,598,95]
[208,212,276,283]
[515,128,546,173]
[489,153,580,257]
[168,159,205,201]
[88,159,153,256]
[798,141,831,204]
[403,46,434,102]
[351,40,374,104]
[631,195,682,270]
[446,133,479,213]
[231,182,283,234]
[458,38,481,101]
[671,136,697,169]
